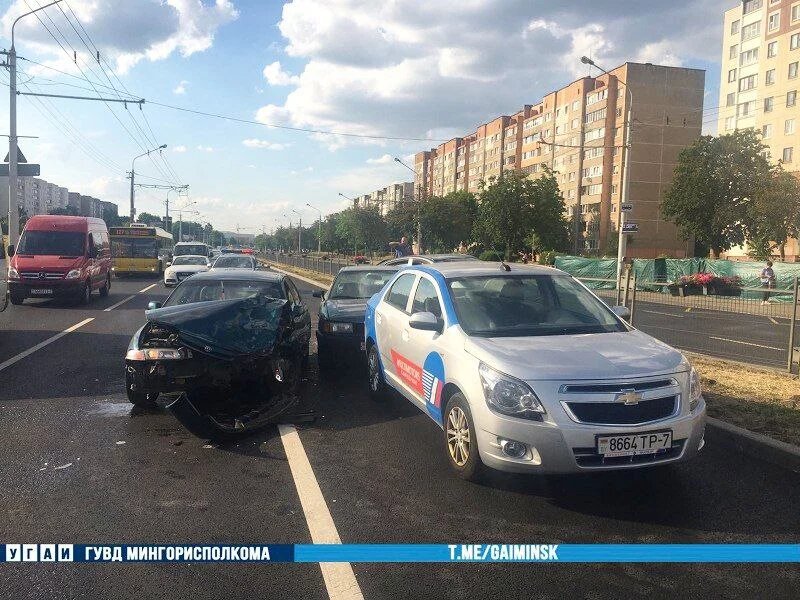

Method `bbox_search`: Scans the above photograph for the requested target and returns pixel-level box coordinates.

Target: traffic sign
[0,163,40,176]
[3,147,28,163]
[622,222,639,233]
[621,203,633,212]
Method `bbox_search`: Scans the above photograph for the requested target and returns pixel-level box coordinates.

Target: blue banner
[2,543,799,563]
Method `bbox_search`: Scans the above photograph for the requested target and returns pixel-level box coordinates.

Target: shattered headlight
[126,348,186,361]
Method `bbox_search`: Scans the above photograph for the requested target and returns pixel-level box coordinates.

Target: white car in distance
[163,254,211,287]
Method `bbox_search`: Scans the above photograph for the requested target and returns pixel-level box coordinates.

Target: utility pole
[292,209,302,252]
[129,144,167,223]
[393,157,423,253]
[306,203,322,253]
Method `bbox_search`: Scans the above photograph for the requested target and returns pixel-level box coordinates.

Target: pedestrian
[389,235,414,258]
[760,260,776,305]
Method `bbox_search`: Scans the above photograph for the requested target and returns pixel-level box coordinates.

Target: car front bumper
[316,329,365,357]
[9,280,83,299]
[473,399,706,475]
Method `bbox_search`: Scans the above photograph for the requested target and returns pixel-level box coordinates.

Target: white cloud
[173,80,189,94]
[242,138,289,150]
[257,0,729,144]
[196,145,214,152]
[2,0,239,74]
[290,166,314,175]
[263,61,300,86]
[172,145,187,153]
[366,154,393,164]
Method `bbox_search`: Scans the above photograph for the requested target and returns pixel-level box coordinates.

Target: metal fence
[581,272,800,373]
[261,251,358,277]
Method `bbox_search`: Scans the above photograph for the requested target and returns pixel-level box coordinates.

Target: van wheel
[444,394,487,482]
[367,345,385,401]
[80,282,91,305]
[9,291,24,305]
[99,275,110,297]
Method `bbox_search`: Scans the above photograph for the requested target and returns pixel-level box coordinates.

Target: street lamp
[581,56,633,297]
[306,202,322,253]
[338,192,355,206]
[393,157,423,254]
[291,208,303,252]
[130,144,167,222]
[176,200,197,242]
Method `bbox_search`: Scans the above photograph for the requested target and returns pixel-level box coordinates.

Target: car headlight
[689,366,702,411]
[323,321,354,333]
[8,266,19,279]
[65,269,81,279]
[478,362,545,420]
[125,348,185,361]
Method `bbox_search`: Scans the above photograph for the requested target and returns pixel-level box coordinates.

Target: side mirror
[612,305,631,320]
[88,246,98,259]
[409,311,442,332]
[312,290,324,298]
[147,301,163,311]
[166,261,172,267]
[7,245,14,257]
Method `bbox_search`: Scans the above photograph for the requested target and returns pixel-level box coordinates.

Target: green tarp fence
[553,256,616,289]
[705,259,800,301]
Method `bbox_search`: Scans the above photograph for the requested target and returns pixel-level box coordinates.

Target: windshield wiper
[330,296,364,300]
[58,255,80,259]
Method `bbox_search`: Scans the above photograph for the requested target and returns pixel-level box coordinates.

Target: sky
[0,0,732,233]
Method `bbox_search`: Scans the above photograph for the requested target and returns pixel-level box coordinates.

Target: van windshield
[17,230,85,257]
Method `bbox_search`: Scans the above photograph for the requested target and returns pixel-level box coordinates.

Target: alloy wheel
[446,406,470,467]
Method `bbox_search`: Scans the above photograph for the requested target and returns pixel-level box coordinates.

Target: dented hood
[145,297,289,357]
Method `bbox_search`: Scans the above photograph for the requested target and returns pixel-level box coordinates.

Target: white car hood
[165,265,207,275]
[464,329,687,381]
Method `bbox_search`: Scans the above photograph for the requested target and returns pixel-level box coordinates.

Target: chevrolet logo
[616,389,642,405]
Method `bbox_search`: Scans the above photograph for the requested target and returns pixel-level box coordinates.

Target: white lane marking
[708,336,784,351]
[278,424,363,600]
[267,265,330,290]
[0,318,94,373]
[103,295,136,312]
[641,309,683,318]
[768,317,779,325]
[139,283,157,293]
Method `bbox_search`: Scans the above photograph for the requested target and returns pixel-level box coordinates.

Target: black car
[125,270,311,437]
[314,266,398,371]
[378,253,478,266]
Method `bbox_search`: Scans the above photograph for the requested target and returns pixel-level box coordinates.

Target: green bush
[479,250,503,262]
[538,250,557,265]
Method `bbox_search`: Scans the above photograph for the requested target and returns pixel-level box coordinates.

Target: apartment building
[415,62,705,258]
[718,0,800,260]
[0,177,68,216]
[353,182,414,216]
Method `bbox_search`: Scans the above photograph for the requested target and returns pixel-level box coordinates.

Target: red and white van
[7,215,112,305]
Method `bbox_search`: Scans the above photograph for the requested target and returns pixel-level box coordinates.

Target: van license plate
[30,288,53,295]
[596,430,672,457]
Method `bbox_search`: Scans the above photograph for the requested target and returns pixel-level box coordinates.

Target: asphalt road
[1,274,799,599]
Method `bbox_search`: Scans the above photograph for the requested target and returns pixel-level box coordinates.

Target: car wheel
[126,389,158,408]
[81,281,91,305]
[367,345,385,401]
[99,275,110,297]
[444,394,486,482]
[9,291,24,305]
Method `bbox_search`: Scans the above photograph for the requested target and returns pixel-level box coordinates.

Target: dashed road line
[641,309,684,318]
[139,283,157,293]
[708,336,784,351]
[768,317,779,325]
[278,424,363,600]
[0,318,94,373]
[103,295,137,312]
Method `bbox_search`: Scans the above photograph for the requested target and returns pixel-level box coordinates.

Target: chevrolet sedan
[364,262,706,480]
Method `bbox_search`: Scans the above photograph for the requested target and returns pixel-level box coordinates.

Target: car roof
[183,269,282,282]
[172,254,208,259]
[405,261,566,279]
[422,254,478,261]
[337,265,400,273]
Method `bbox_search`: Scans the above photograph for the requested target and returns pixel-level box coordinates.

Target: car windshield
[112,237,157,259]
[213,255,254,269]
[447,274,626,337]
[329,270,396,299]
[174,244,208,257]
[17,230,85,256]
[164,279,284,306]
[172,256,207,266]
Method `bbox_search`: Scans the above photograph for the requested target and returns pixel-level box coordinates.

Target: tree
[49,205,79,216]
[136,212,163,228]
[384,205,416,245]
[528,169,570,252]
[662,129,772,258]
[419,191,477,253]
[745,167,800,260]
[336,207,386,254]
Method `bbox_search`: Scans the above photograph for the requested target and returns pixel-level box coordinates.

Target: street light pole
[581,56,633,292]
[306,202,322,253]
[393,157,422,254]
[6,0,64,250]
[292,209,302,252]
[129,144,167,223]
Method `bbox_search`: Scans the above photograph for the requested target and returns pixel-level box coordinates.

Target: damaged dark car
[125,270,311,438]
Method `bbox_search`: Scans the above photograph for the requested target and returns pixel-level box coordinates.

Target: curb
[706,417,800,474]
[261,262,331,290]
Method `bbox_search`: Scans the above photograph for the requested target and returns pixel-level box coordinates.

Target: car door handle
[402,329,409,342]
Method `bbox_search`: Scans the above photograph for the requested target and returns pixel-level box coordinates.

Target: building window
[765,96,775,111]
[786,119,796,135]
[766,69,776,85]
[741,48,759,65]
[730,44,738,59]
[768,11,780,31]
[762,123,773,138]
[782,147,794,162]
[741,22,760,40]
[768,41,778,57]
[788,90,798,106]
[738,100,756,117]
[728,68,737,82]
[793,3,800,21]
[725,116,736,130]
[731,19,740,35]
[792,33,800,50]
[726,92,736,106]
[740,74,758,90]
[790,61,799,78]
[743,0,763,13]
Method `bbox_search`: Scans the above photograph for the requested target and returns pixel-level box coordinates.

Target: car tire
[367,344,385,401]
[126,389,158,408]
[9,291,24,305]
[99,275,110,297]
[443,393,486,482]
[80,281,91,305]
